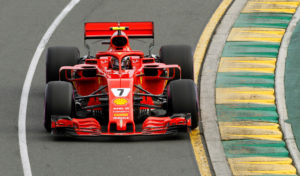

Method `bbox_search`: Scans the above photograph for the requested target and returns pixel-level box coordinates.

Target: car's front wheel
[167,79,199,129]
[44,81,74,132]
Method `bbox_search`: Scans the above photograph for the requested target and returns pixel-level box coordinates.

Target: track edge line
[17,0,80,175]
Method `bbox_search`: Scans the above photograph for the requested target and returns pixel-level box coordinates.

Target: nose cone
[108,78,135,133]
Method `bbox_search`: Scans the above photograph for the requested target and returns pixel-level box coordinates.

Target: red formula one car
[44,21,199,136]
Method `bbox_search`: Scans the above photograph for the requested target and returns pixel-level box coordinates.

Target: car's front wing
[51,115,191,136]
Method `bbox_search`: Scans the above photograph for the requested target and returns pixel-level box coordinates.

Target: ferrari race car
[44,21,199,136]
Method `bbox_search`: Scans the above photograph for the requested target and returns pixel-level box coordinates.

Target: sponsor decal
[112,112,129,120]
[113,107,125,110]
[113,113,128,117]
[113,116,129,120]
[113,107,129,111]
[113,98,128,105]
[113,110,129,113]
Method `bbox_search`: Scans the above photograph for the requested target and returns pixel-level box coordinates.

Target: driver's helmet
[111,56,131,70]
[121,56,131,69]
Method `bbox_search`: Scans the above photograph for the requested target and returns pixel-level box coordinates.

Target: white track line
[18,0,80,175]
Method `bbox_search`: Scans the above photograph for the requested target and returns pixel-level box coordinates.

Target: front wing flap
[51,114,191,136]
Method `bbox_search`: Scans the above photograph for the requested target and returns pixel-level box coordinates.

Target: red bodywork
[51,22,191,136]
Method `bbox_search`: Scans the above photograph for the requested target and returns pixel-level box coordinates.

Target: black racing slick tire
[167,79,199,129]
[46,46,80,83]
[44,81,73,132]
[159,45,194,80]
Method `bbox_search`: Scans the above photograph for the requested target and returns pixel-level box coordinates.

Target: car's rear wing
[84,21,154,39]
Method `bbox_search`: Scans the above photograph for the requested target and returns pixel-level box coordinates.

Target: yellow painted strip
[216,87,275,105]
[250,1,300,6]
[219,57,277,64]
[217,87,275,95]
[242,0,299,13]
[230,157,293,164]
[225,125,279,130]
[191,1,233,175]
[241,160,291,164]
[245,30,285,35]
[228,28,285,43]
[232,64,275,69]
[231,134,282,140]
[189,129,212,176]
[219,121,282,141]
[248,8,296,13]
[250,170,296,175]
[241,161,292,164]
[220,121,280,128]
[218,57,276,73]
[228,157,297,175]
[193,0,233,84]
[231,99,275,104]
[238,37,282,42]
[235,60,276,64]
[221,67,275,73]
[233,90,274,95]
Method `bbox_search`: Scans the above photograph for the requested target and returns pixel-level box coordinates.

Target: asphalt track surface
[0,0,221,175]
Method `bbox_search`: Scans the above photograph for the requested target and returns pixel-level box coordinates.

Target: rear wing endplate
[84,21,154,39]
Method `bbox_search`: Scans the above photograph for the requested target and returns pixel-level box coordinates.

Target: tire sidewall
[167,79,199,129]
[44,81,73,132]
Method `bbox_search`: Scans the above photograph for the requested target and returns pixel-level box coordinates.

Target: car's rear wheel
[159,45,194,80]
[44,81,74,132]
[167,79,199,129]
[46,46,80,83]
